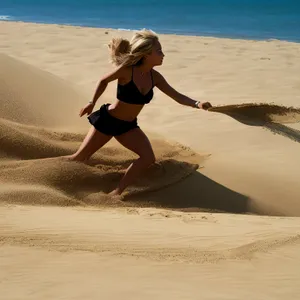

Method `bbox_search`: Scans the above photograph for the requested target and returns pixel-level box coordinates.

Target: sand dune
[0,53,85,129]
[1,51,299,215]
[0,53,203,207]
[1,21,300,300]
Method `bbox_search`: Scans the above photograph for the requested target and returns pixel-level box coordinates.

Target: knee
[140,152,156,167]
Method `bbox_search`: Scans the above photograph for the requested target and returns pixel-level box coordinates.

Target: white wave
[117,28,134,31]
[0,15,12,20]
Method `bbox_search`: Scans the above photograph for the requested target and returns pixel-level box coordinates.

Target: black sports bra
[117,66,154,105]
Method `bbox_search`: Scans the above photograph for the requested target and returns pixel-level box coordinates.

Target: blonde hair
[108,29,159,67]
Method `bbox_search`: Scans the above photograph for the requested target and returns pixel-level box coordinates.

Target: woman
[68,29,212,196]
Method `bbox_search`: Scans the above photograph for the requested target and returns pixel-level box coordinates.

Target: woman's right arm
[91,66,125,105]
[79,66,126,117]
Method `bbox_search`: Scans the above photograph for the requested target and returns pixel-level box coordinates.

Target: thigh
[83,127,112,145]
[77,126,112,152]
[115,128,155,158]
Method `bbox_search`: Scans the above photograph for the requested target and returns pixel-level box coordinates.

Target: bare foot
[108,188,125,201]
[109,188,122,196]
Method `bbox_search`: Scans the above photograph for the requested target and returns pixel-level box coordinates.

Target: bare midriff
[107,100,144,122]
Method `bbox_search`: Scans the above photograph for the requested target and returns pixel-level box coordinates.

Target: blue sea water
[1,0,300,42]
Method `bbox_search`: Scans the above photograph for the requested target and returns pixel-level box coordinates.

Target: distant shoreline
[1,19,300,43]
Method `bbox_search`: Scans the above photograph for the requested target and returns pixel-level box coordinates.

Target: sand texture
[0,21,300,299]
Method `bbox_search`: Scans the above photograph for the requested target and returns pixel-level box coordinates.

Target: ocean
[1,0,300,42]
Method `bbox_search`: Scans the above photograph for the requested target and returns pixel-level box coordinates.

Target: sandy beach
[1,21,300,299]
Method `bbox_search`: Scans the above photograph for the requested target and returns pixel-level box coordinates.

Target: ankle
[110,187,123,196]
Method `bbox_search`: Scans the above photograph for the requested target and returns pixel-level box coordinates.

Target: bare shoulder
[151,69,165,86]
[101,65,131,84]
[151,69,177,96]
[112,65,131,79]
[119,66,132,83]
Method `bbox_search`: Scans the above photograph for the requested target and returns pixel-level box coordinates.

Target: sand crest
[210,103,300,143]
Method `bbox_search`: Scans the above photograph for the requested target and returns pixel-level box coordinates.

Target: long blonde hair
[108,29,158,67]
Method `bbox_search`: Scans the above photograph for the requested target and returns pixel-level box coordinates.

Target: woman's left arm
[154,71,212,110]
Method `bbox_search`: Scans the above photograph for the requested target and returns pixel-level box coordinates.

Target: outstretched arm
[154,71,212,110]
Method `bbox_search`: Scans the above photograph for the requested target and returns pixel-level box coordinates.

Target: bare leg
[68,126,112,162]
[110,128,155,195]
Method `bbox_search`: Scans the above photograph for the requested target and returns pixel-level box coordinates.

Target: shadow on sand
[124,167,266,215]
[125,103,300,216]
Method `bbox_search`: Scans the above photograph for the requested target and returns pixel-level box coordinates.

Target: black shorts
[88,103,139,136]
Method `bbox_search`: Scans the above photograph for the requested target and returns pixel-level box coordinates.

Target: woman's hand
[79,103,95,117]
[198,101,212,110]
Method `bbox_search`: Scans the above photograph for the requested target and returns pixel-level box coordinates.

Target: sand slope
[1,45,299,214]
[1,52,299,214]
[0,53,205,208]
[0,21,300,300]
[0,53,85,129]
